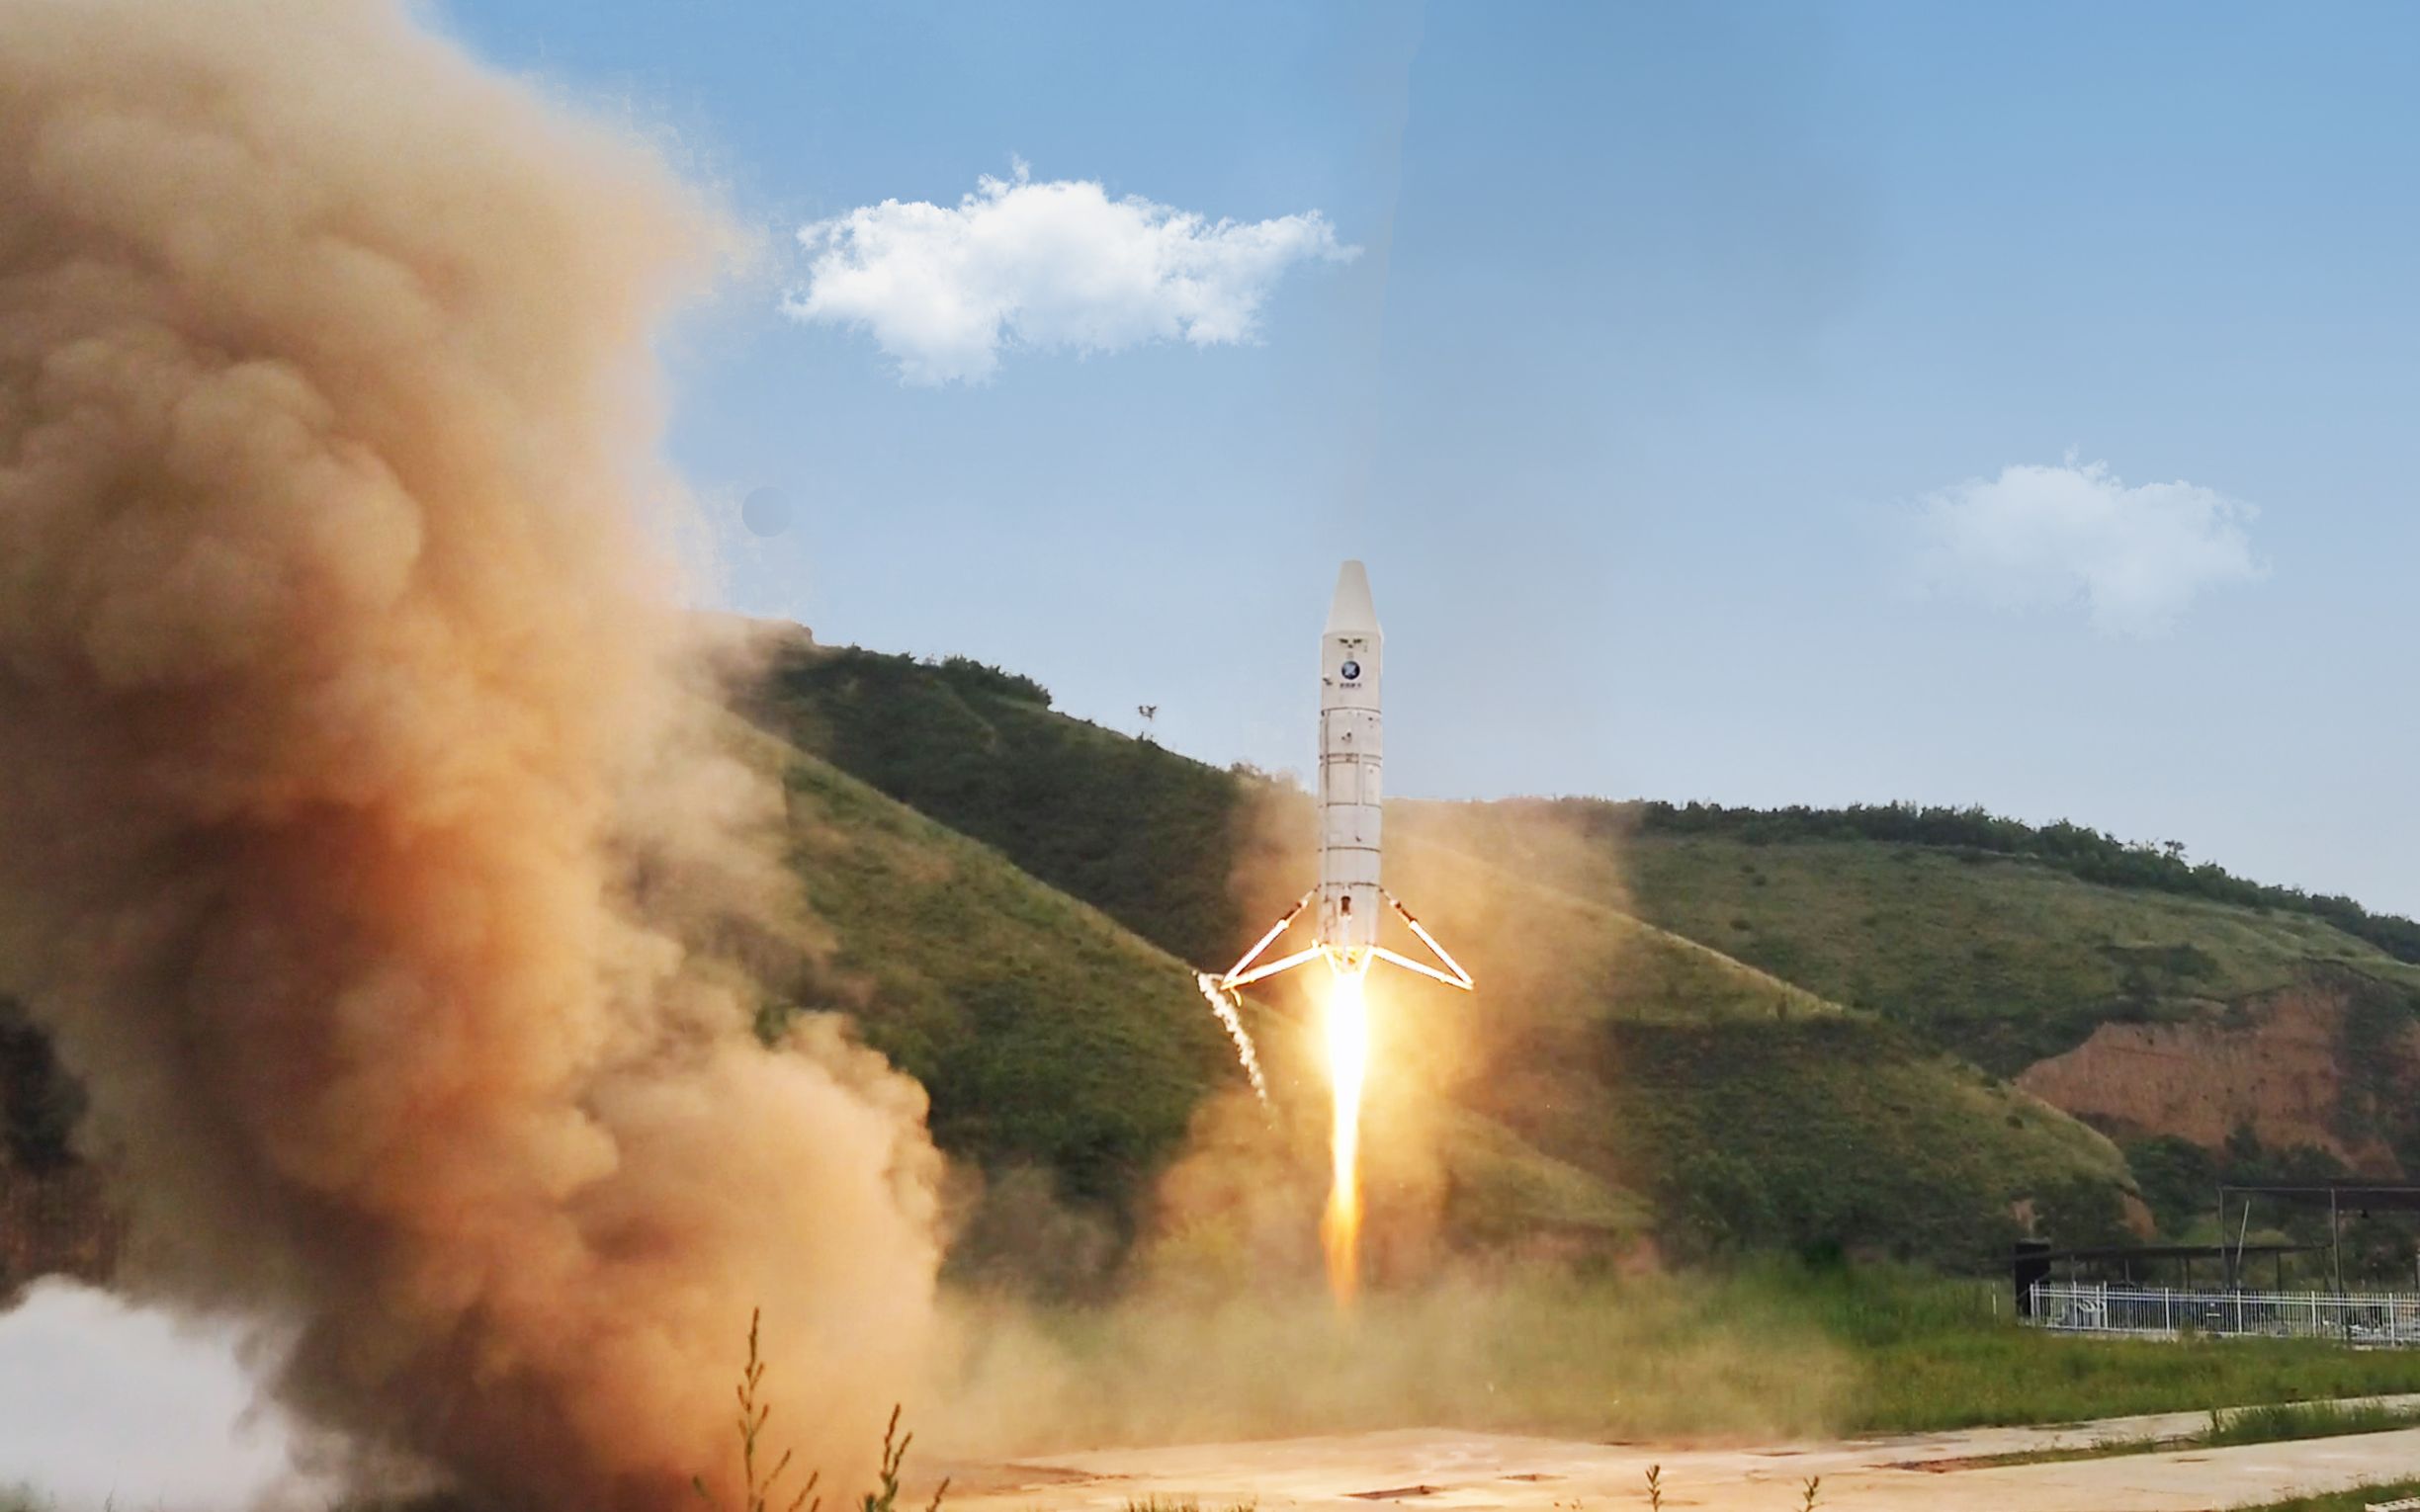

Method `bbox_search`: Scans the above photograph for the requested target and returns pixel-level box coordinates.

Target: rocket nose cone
[1326,559,1380,633]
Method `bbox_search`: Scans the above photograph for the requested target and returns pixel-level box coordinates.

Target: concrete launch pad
[944,1397,2420,1512]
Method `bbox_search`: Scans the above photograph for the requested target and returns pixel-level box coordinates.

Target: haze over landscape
[7,5,2420,1512]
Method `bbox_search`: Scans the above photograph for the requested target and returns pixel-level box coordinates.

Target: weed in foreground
[2205,1398,2420,1448]
[2233,1478,2420,1512]
[863,1405,948,1512]
[696,1310,947,1512]
[695,1308,819,1512]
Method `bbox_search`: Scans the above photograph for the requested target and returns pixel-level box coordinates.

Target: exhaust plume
[0,2,941,1507]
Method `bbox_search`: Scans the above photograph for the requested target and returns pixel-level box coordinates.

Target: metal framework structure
[2217,1181,2420,1292]
[1215,887,1476,994]
[2017,1240,2321,1295]
[2028,1281,2420,1346]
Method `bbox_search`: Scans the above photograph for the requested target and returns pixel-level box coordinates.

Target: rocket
[1214,561,1474,995]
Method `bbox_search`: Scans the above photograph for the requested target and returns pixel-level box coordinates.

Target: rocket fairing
[1318,560,1383,957]
[1214,561,1473,996]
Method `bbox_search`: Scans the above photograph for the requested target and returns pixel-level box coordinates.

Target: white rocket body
[1208,559,1471,998]
[1318,561,1383,960]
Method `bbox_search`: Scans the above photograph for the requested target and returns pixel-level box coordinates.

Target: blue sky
[437,0,2420,914]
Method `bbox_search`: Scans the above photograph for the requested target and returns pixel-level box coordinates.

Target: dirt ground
[938,1396,2420,1512]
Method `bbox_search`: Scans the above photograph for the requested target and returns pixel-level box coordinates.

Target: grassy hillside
[1427,799,2420,1075]
[777,749,1232,1213]
[1417,798,2420,1179]
[1599,1020,2134,1260]
[757,641,2142,1264]
[16,633,2388,1282]
[753,638,1243,966]
[763,730,1646,1273]
[1632,834,2420,1072]
[1365,829,2137,1263]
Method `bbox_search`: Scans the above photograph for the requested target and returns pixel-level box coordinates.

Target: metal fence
[2029,1281,2420,1346]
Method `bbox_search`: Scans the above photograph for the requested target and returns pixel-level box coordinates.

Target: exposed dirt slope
[2017,970,2420,1174]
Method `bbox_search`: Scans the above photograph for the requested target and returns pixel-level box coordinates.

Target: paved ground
[939,1396,2420,1512]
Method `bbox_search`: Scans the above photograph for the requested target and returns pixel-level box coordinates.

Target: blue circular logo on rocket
[1340,659,1361,682]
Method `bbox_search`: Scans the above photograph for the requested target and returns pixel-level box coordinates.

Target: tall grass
[698,1310,945,1512]
[2237,1480,2420,1512]
[938,1263,1857,1452]
[695,1309,820,1512]
[943,1258,2420,1453]
[1121,1498,1255,1512]
[1755,1262,2420,1432]
[2205,1398,2420,1448]
[859,1407,947,1512]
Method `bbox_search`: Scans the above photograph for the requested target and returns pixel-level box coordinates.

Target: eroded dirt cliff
[2017,971,2420,1172]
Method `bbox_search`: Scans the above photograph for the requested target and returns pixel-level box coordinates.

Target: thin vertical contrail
[1195,974,1272,1107]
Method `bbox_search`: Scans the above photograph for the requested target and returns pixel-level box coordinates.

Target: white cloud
[784,162,1359,383]
[1912,457,2265,635]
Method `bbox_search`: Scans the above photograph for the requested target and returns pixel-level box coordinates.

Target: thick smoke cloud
[0,2,941,1507]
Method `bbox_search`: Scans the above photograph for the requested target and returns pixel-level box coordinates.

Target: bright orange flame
[1321,957,1371,1306]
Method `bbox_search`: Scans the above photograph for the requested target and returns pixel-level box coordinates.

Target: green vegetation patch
[1628,799,2420,967]
[1591,1020,2133,1265]
[2206,1397,2420,1447]
[776,742,1641,1259]
[2238,1481,2420,1512]
[758,643,1248,966]
[1622,832,2420,1073]
[759,654,2150,1264]
[1789,1266,2420,1433]
[780,751,1231,1212]
[1902,1396,2420,1470]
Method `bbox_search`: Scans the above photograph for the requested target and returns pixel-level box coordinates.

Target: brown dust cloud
[0,1,941,1507]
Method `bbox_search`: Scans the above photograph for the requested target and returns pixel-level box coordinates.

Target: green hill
[757,727,1643,1274]
[751,639,1245,966]
[1421,798,2420,1212]
[752,638,2143,1264]
[1427,798,2420,1073]
[1373,829,2136,1262]
[775,747,1231,1213]
[15,630,2406,1285]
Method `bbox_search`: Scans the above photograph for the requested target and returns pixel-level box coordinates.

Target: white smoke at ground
[0,1281,306,1512]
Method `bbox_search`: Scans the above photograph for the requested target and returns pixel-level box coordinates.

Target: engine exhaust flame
[1194,972,1269,1107]
[1320,957,1372,1306]
[1203,563,1471,1310]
